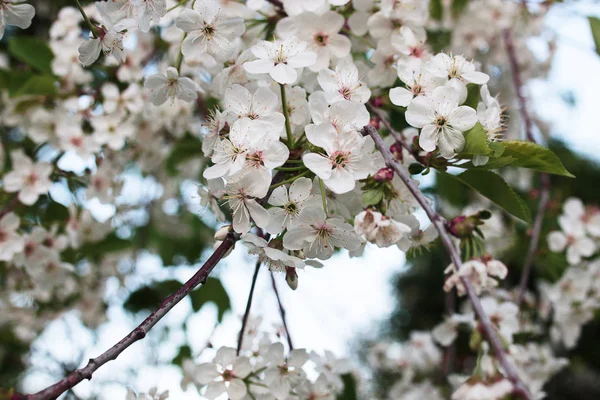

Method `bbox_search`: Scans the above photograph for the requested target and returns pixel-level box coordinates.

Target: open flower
[175,0,245,64]
[223,171,270,234]
[0,212,24,262]
[3,151,53,206]
[244,36,317,84]
[405,85,477,158]
[303,129,378,194]
[144,67,198,106]
[283,208,361,260]
[0,0,35,40]
[78,3,136,66]
[196,347,252,400]
[317,60,371,104]
[266,177,320,235]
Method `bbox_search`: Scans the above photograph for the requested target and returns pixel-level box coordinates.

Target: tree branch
[237,260,262,355]
[20,234,239,400]
[363,125,532,399]
[270,272,294,350]
[504,27,551,305]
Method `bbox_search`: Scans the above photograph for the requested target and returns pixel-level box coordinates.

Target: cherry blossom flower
[223,84,284,139]
[291,11,352,72]
[196,347,252,400]
[78,4,137,66]
[241,233,305,272]
[244,37,317,84]
[3,151,53,206]
[547,201,597,265]
[389,58,445,107]
[266,177,320,235]
[303,129,378,194]
[317,60,371,104]
[175,0,245,64]
[451,377,513,400]
[283,208,361,260]
[223,172,270,234]
[0,0,35,40]
[444,257,508,296]
[0,212,24,262]
[354,209,411,248]
[144,67,198,106]
[263,343,309,400]
[425,53,490,103]
[405,85,477,158]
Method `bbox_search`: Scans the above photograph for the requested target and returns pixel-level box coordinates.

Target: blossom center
[25,172,39,186]
[331,151,349,168]
[202,23,215,39]
[222,369,234,381]
[314,33,328,46]
[435,116,448,127]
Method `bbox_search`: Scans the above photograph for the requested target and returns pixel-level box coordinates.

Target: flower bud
[372,96,384,108]
[447,216,477,239]
[373,167,394,182]
[285,267,298,290]
[214,225,231,241]
[390,142,403,161]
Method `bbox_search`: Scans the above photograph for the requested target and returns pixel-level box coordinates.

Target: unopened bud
[369,118,380,130]
[285,267,298,290]
[372,96,384,108]
[373,167,394,182]
[390,142,403,161]
[447,215,477,239]
[214,225,231,241]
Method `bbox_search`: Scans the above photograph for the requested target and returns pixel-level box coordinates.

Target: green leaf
[124,280,183,313]
[442,170,532,222]
[78,233,132,258]
[589,16,600,56]
[452,0,470,17]
[501,141,574,177]
[12,75,57,98]
[430,0,443,20]
[337,374,358,400]
[8,37,55,75]
[460,123,494,156]
[362,189,384,206]
[190,277,231,322]
[463,83,480,109]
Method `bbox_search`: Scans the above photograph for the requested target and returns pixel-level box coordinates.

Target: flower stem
[167,0,188,12]
[75,0,99,38]
[237,260,262,355]
[275,165,306,172]
[279,84,295,148]
[270,271,294,350]
[318,178,328,215]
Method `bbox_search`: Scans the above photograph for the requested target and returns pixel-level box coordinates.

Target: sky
[19,2,600,399]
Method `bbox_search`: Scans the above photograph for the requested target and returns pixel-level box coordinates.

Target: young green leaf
[12,75,57,98]
[8,37,55,75]
[589,16,600,56]
[460,123,494,156]
[501,141,574,177]
[441,170,532,223]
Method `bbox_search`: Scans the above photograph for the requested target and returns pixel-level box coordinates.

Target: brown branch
[21,234,239,400]
[504,27,551,305]
[270,272,294,350]
[237,260,262,355]
[364,125,532,399]
[366,103,412,152]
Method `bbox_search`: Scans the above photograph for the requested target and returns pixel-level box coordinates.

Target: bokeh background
[2,0,600,399]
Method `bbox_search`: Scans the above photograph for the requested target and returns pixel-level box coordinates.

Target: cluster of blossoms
[0,0,587,399]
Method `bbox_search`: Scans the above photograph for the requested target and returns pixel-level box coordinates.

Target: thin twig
[20,234,239,400]
[364,125,532,399]
[237,260,262,355]
[270,272,294,350]
[504,28,551,305]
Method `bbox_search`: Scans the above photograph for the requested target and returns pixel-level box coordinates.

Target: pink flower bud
[373,167,394,182]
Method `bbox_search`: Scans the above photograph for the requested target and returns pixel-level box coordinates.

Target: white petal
[389,87,414,107]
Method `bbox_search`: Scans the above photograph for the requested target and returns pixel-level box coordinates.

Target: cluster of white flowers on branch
[0,0,586,399]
